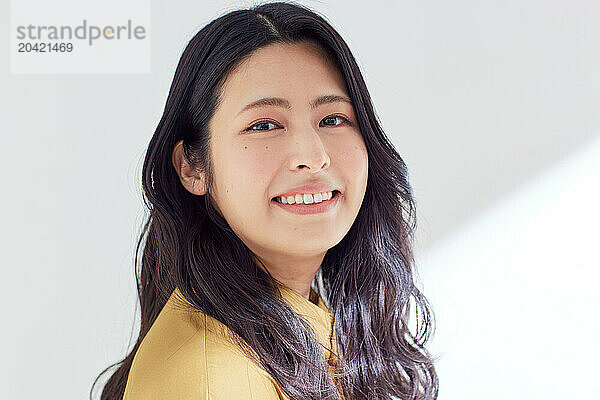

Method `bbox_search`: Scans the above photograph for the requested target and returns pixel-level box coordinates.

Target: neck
[252,252,325,300]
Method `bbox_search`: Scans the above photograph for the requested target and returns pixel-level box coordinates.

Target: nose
[286,127,331,172]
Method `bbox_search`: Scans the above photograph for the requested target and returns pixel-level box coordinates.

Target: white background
[1,0,598,399]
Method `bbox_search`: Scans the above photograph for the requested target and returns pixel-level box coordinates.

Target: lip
[271,190,341,215]
[271,183,341,199]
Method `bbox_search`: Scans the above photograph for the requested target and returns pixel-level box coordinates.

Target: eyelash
[244,114,353,132]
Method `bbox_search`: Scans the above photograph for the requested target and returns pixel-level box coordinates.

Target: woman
[91,2,438,399]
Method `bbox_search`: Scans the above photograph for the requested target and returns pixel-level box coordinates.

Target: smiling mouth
[271,190,341,204]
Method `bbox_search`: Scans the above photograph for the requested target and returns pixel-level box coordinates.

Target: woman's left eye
[320,114,351,127]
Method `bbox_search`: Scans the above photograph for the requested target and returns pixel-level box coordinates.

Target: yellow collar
[169,284,336,360]
[276,283,337,363]
[277,283,333,331]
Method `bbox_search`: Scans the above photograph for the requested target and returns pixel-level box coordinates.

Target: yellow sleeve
[122,315,286,400]
[122,352,284,399]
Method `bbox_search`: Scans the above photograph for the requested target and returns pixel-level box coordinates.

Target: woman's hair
[91,2,438,399]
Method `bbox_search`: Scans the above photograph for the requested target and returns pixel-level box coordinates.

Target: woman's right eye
[245,120,280,132]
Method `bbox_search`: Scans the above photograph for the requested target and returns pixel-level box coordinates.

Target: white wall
[1,0,598,398]
[417,137,600,398]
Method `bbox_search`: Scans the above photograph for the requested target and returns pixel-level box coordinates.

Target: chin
[275,238,336,257]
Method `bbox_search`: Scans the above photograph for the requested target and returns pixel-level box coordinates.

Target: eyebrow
[237,94,353,116]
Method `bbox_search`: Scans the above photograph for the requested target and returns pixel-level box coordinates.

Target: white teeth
[275,190,334,204]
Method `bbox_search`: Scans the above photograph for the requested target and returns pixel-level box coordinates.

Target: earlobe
[171,140,207,196]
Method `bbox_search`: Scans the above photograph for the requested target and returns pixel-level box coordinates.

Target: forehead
[218,42,348,110]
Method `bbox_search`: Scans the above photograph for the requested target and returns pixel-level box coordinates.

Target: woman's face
[207,42,368,264]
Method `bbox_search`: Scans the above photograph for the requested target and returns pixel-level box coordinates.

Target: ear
[171,140,207,196]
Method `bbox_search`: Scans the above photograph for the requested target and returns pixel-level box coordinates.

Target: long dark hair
[91,2,438,399]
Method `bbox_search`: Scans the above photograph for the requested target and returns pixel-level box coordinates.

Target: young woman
[91,2,438,399]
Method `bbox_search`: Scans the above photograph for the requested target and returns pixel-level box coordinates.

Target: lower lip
[271,191,341,215]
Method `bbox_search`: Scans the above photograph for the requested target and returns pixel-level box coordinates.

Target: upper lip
[271,182,342,199]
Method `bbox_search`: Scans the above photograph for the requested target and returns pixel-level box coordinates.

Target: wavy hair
[91,2,438,399]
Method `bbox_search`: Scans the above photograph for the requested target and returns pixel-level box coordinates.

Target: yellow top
[122,284,339,399]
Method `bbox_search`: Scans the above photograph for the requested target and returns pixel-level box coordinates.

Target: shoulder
[123,289,286,400]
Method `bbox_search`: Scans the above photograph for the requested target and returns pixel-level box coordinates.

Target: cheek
[219,144,277,203]
[338,137,369,187]
[240,143,276,181]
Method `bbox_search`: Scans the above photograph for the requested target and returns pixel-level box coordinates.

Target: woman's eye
[246,120,280,132]
[320,115,351,127]
[244,115,352,133]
